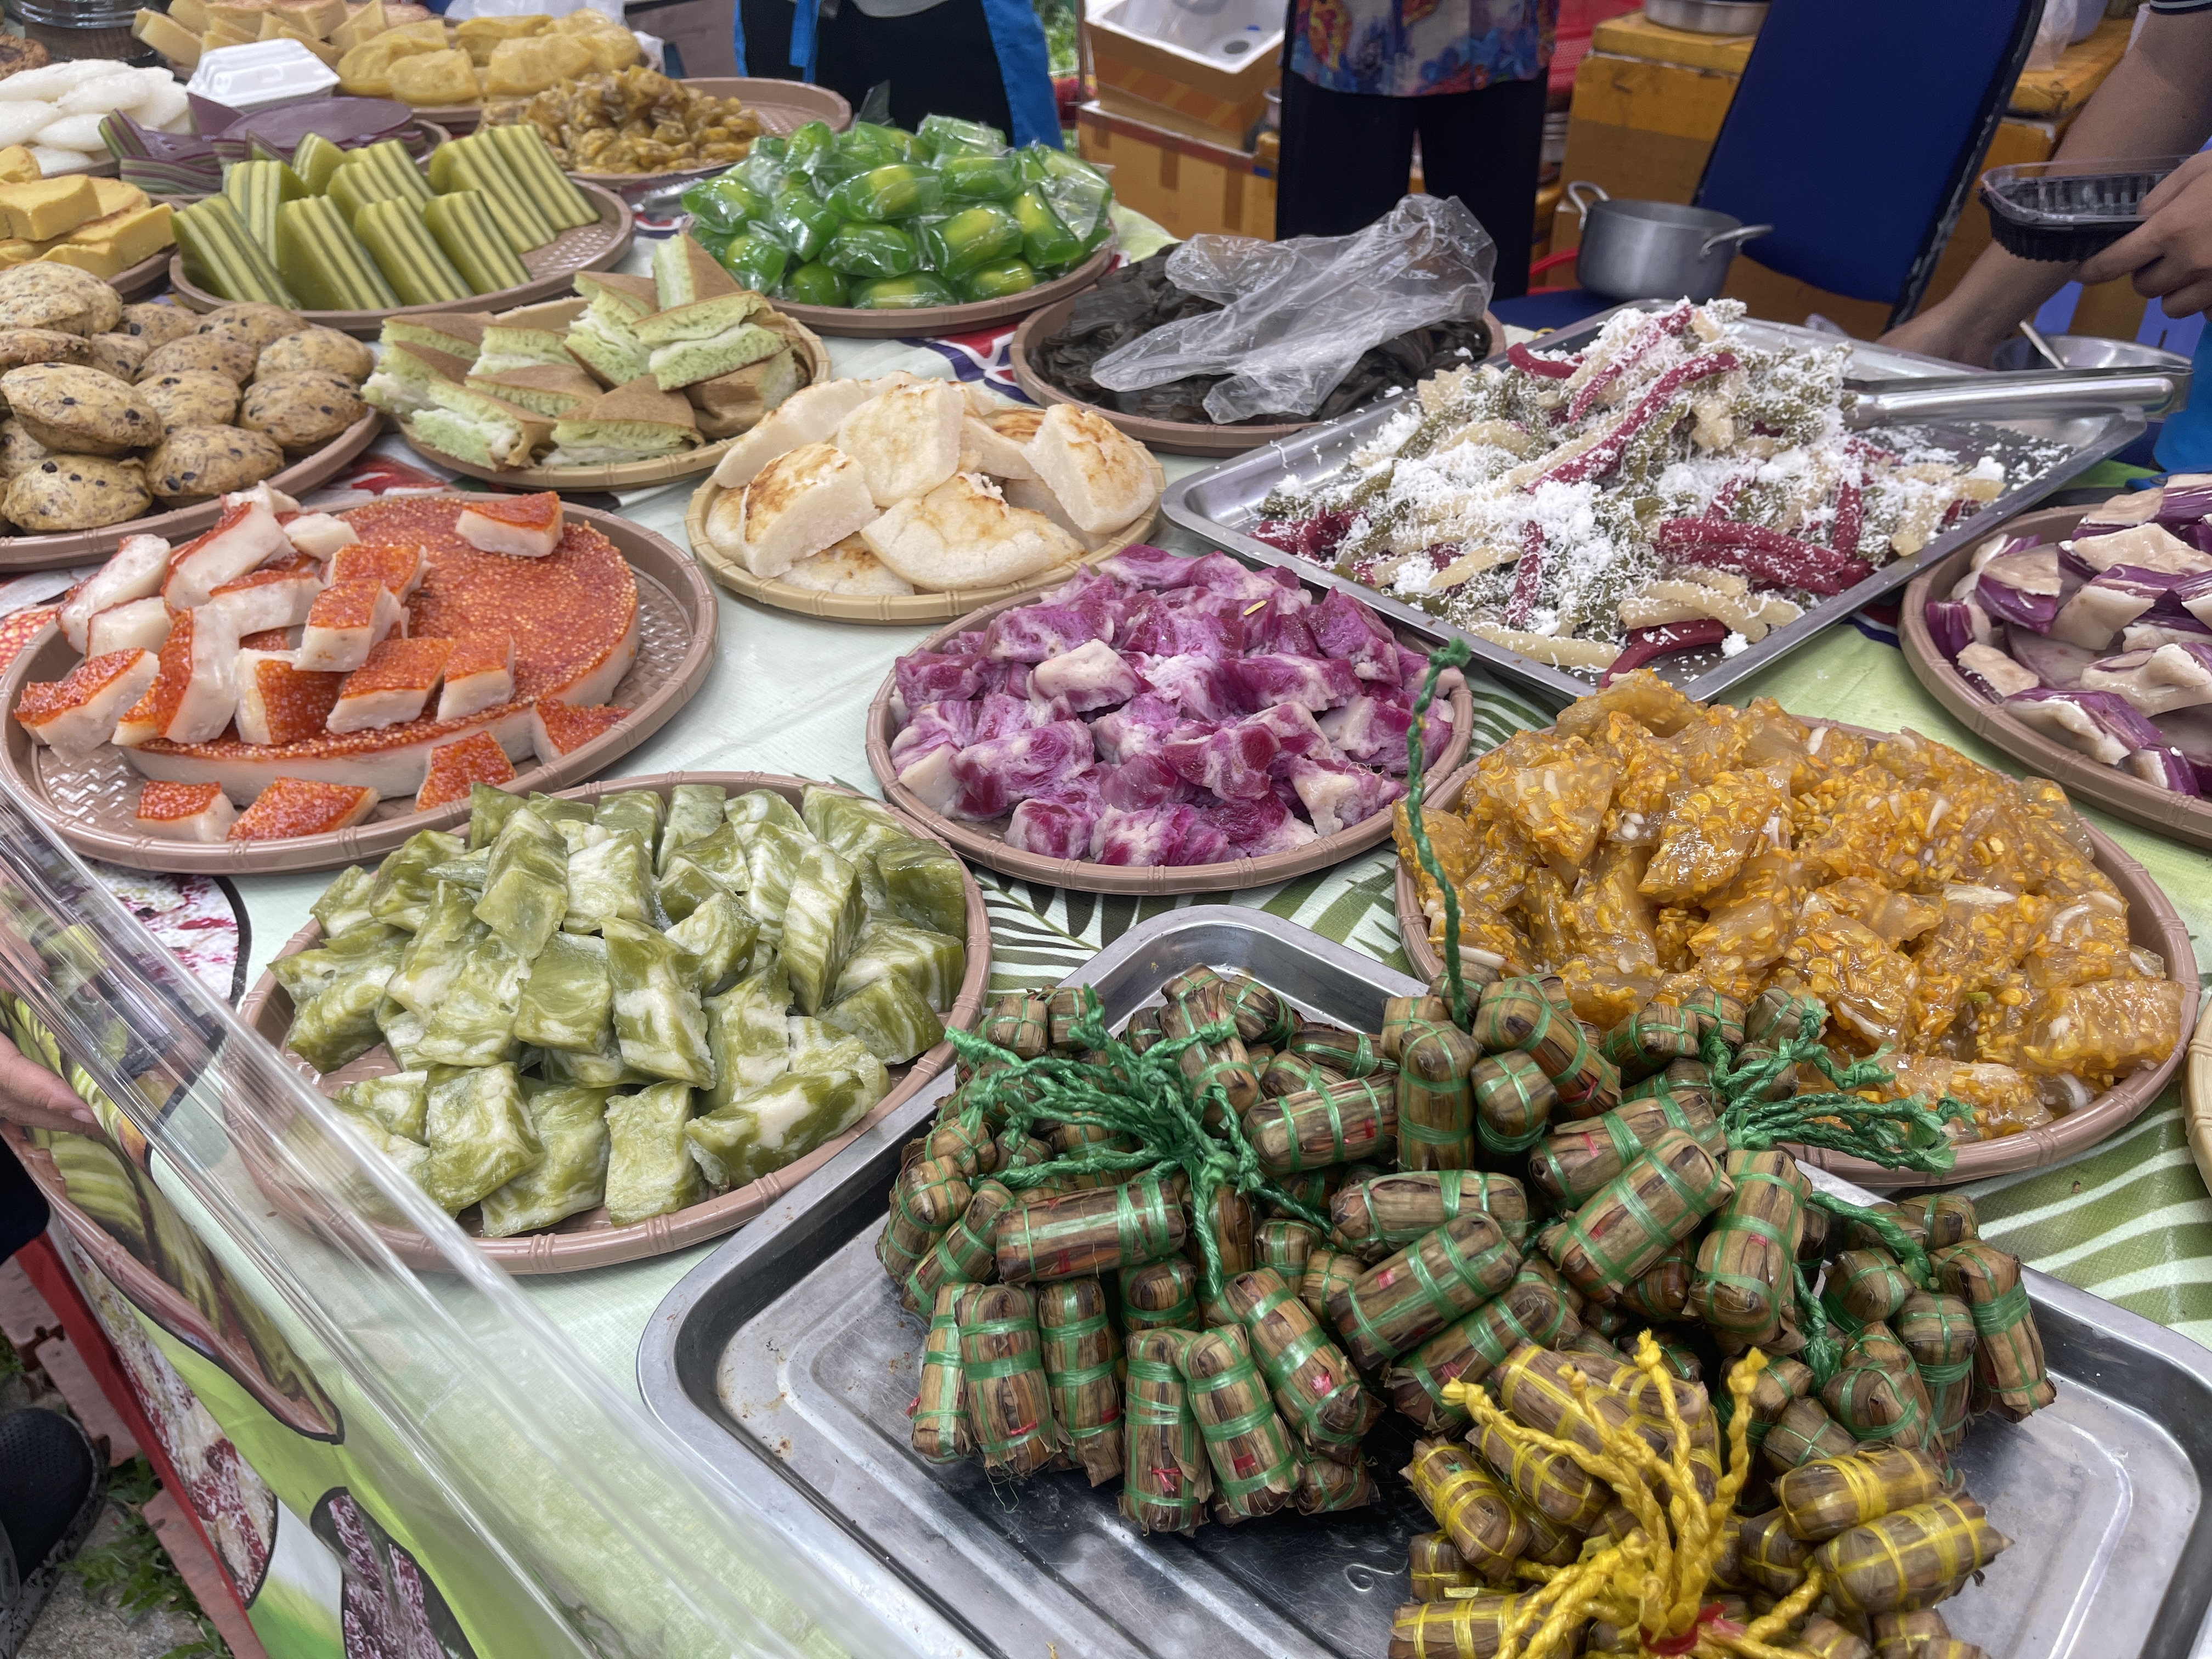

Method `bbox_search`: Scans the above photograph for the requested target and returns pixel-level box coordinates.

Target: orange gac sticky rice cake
[228,777,381,840]
[454,492,563,558]
[530,698,631,764]
[236,653,345,746]
[15,648,159,762]
[435,630,514,721]
[327,540,428,597]
[415,730,517,811]
[132,780,236,843]
[328,636,455,733]
[297,577,405,673]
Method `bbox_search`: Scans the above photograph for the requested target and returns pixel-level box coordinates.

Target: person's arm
[1881,7,2212,365]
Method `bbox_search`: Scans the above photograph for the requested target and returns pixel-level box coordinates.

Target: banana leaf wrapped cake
[286,781,970,1240]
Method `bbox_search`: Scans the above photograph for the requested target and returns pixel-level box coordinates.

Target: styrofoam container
[185,41,338,115]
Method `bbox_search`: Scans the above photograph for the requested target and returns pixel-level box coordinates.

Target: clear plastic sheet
[1087,193,1497,422]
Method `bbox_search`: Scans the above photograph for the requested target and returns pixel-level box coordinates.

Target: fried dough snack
[485,67,761,173]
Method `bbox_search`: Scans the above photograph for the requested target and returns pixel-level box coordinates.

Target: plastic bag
[2027,0,2090,70]
[1089,194,1495,422]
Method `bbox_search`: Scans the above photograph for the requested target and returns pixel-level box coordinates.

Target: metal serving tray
[1160,302,2143,705]
[639,909,2212,1659]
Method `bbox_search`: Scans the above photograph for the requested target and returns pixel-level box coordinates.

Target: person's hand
[2079,150,2212,315]
[1878,302,2010,368]
[0,1029,94,1134]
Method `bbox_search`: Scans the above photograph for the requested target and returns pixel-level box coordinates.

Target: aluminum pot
[1567,182,1771,302]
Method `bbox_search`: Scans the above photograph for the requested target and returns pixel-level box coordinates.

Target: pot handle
[1565,180,1609,221]
[1699,223,1773,257]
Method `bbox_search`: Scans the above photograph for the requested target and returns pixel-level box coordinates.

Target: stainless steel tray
[637,908,2212,1659]
[1160,302,2145,705]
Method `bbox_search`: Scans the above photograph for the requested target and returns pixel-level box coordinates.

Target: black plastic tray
[1981,156,2184,262]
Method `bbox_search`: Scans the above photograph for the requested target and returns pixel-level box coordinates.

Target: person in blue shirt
[1882,0,2212,467]
[738,0,1062,146]
[1272,0,1556,296]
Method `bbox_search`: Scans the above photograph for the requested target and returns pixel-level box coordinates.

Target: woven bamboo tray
[557,76,853,199]
[1392,722,2199,1189]
[770,242,1116,340]
[163,180,634,339]
[233,769,991,1273]
[395,305,832,491]
[1010,300,1509,459]
[686,452,1165,624]
[1900,503,2212,851]
[0,408,379,573]
[867,582,1476,894]
[0,1120,339,1442]
[0,499,715,872]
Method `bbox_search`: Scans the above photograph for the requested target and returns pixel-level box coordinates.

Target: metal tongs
[1842,364,2190,428]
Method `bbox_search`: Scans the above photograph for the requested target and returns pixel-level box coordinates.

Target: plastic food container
[185,40,340,116]
[1980,156,2186,262]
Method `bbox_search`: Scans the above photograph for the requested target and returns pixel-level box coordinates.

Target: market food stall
[1,31,2209,1659]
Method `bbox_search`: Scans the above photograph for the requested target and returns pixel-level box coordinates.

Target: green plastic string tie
[943,988,1332,1300]
[1793,1257,1844,1390]
[1804,1190,1938,1292]
[1402,638,1475,1031]
[1707,1013,1973,1177]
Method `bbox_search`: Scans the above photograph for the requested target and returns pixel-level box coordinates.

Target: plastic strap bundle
[1822,1321,1938,1453]
[1527,1087,1725,1210]
[956,1284,1059,1477]
[1472,1414,1612,1532]
[1255,1218,1318,1277]
[995,1174,1187,1284]
[909,1283,971,1464]
[979,992,1049,1058]
[1291,1444,1376,1515]
[879,1154,968,1287]
[1471,1051,1555,1156]
[1383,1268,1575,1434]
[1690,1148,1809,1341]
[1395,1019,1479,1171]
[1224,1267,1379,1462]
[1244,1076,1396,1175]
[1333,1169,1531,1256]
[1332,1213,1520,1373]
[1545,1127,1734,1296]
[1811,1496,2012,1615]
[1895,1289,1979,1449]
[1403,1438,1530,1579]
[1180,1325,1297,1520]
[1119,1256,1200,1333]
[1286,1022,1386,1079]
[1119,1328,1210,1534]
[1934,1240,2056,1421]
[1406,1532,1474,1602]
[902,1177,1014,1312]
[1599,997,1699,1082]
[1037,1278,1124,1486]
[1737,1507,1812,1595]
[1827,1246,1917,1325]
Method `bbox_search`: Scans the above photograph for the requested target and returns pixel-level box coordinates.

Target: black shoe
[0,1407,106,1659]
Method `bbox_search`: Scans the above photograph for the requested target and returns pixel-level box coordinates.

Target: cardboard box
[1077,100,1275,241]
[1085,0,1279,148]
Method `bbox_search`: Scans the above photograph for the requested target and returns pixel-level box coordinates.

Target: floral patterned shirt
[1289,0,1557,97]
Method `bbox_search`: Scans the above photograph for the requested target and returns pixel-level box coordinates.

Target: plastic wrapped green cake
[286,782,970,1239]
